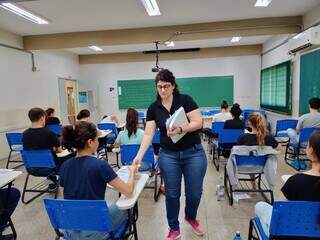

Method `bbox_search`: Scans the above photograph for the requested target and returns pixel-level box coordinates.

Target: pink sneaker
[165,229,181,240]
[185,217,205,236]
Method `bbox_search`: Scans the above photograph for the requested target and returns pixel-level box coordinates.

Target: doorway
[58,78,78,124]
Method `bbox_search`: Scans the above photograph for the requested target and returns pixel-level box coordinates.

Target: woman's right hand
[128,164,138,175]
[133,156,142,167]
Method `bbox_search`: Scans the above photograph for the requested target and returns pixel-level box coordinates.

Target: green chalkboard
[300,49,320,115]
[117,76,234,109]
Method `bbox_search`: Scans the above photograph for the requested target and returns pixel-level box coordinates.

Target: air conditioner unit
[288,25,320,54]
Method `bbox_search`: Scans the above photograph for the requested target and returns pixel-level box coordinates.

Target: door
[58,78,78,124]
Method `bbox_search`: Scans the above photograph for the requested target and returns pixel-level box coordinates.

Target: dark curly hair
[61,121,97,150]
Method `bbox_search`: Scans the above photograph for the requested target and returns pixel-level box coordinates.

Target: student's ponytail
[62,121,98,150]
[248,113,267,146]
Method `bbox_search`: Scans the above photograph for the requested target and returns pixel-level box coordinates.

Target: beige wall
[0,28,23,48]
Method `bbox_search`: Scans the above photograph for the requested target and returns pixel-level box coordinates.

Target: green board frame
[117,76,234,109]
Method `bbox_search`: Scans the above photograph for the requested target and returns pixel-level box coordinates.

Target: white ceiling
[0,0,318,36]
[67,35,272,55]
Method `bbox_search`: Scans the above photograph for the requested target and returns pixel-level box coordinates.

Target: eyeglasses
[156,84,172,90]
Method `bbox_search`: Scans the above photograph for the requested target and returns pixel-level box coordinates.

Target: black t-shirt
[237,133,278,148]
[59,156,117,200]
[46,117,61,125]
[224,119,245,129]
[281,173,320,201]
[146,93,201,151]
[22,128,60,150]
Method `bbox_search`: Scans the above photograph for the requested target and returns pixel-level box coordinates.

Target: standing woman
[133,69,207,240]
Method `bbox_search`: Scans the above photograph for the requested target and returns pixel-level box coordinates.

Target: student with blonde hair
[237,113,278,188]
[237,113,278,148]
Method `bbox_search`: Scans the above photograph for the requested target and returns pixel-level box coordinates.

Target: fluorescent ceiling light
[231,36,241,42]
[140,0,160,16]
[254,0,272,7]
[164,41,175,47]
[0,2,49,24]
[88,45,103,51]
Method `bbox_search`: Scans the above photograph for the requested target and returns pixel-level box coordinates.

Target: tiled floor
[2,142,296,240]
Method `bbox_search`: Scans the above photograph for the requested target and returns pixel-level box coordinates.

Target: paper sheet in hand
[165,107,188,143]
[117,166,130,183]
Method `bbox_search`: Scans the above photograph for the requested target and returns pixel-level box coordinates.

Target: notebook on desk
[116,166,140,183]
[166,107,188,143]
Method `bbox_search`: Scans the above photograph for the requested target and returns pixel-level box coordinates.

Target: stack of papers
[165,107,188,143]
[117,166,130,183]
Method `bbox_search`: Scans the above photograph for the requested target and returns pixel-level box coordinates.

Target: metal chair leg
[6,150,12,169]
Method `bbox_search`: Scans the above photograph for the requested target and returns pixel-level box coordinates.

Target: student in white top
[212,100,232,122]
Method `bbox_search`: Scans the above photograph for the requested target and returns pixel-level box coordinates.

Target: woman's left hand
[167,126,181,137]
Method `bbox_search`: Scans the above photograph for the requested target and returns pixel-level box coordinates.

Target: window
[260,61,292,114]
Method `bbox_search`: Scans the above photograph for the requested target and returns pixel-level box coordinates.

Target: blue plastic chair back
[152,129,160,144]
[20,149,56,169]
[97,123,117,135]
[47,124,62,136]
[269,201,320,238]
[138,112,145,118]
[44,199,113,232]
[218,129,244,145]
[120,144,154,166]
[299,127,317,145]
[6,132,23,148]
[275,119,298,132]
[211,122,224,135]
[235,155,268,167]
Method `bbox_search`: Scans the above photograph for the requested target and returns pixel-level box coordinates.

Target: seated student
[100,114,120,126]
[114,108,144,145]
[60,121,138,240]
[0,188,20,239]
[212,100,232,122]
[76,109,90,122]
[287,97,320,146]
[255,130,320,236]
[224,103,245,130]
[45,108,61,125]
[114,108,153,171]
[237,113,278,189]
[237,113,278,149]
[22,108,67,190]
[221,103,244,158]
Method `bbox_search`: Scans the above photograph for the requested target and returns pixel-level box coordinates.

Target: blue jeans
[0,188,21,227]
[63,202,127,240]
[159,144,207,231]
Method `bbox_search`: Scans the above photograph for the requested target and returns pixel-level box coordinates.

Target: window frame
[260,61,292,115]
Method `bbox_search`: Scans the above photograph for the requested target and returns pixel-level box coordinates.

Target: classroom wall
[0,28,23,48]
[303,4,320,28]
[261,32,320,132]
[0,30,80,159]
[79,55,261,122]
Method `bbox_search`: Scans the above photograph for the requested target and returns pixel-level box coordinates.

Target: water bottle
[216,176,225,201]
[233,231,242,240]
